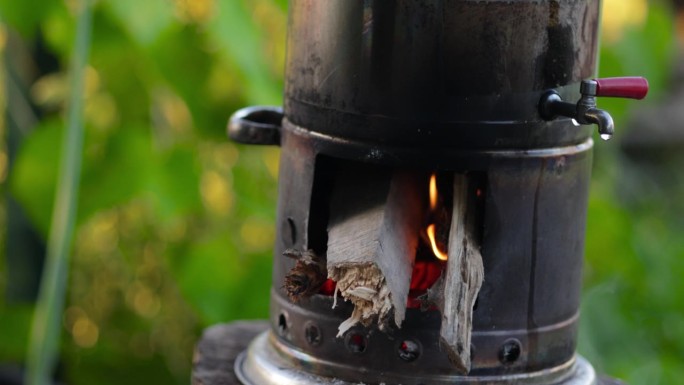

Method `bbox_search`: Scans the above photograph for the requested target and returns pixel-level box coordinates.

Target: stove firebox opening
[284,155,488,373]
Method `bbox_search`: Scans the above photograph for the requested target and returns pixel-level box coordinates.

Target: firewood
[283,249,327,303]
[438,174,484,374]
[326,167,425,337]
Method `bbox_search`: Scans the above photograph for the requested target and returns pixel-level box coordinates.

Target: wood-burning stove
[222,1,649,384]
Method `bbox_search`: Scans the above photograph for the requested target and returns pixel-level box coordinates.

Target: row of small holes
[278,313,420,360]
[278,312,521,365]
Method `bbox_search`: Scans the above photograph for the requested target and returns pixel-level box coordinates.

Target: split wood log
[327,167,425,337]
[439,173,484,374]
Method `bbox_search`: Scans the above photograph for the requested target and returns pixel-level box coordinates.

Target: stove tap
[539,77,649,140]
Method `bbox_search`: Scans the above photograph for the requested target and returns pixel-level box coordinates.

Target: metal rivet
[498,338,522,365]
[304,322,322,346]
[397,339,421,362]
[345,332,367,354]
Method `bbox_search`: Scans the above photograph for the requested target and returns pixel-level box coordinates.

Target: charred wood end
[283,249,327,303]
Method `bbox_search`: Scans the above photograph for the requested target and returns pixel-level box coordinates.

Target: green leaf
[170,230,270,324]
[102,0,175,47]
[0,304,33,360]
[148,26,218,137]
[9,120,62,235]
[147,146,202,221]
[79,127,154,220]
[206,0,282,105]
[0,0,60,39]
[9,122,159,234]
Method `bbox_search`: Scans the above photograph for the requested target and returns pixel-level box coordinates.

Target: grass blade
[25,1,93,384]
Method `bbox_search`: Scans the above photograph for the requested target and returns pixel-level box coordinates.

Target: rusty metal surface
[284,0,600,149]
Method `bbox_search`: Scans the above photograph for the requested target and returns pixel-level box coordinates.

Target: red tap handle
[592,77,649,99]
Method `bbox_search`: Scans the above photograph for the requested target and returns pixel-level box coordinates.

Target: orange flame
[427,224,448,261]
[427,173,448,261]
[429,174,438,210]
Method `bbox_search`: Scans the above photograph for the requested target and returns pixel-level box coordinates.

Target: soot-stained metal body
[230,1,611,384]
[284,0,598,149]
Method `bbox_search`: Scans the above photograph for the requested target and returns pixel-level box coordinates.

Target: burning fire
[427,224,448,261]
[429,173,438,209]
[427,174,448,261]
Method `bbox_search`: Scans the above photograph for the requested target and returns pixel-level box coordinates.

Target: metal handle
[227,106,283,146]
[592,77,649,99]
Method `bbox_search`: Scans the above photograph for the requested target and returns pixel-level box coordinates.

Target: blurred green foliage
[0,0,682,384]
[581,1,684,384]
[1,0,285,383]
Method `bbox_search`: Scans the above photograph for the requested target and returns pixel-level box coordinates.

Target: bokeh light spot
[240,216,275,253]
[71,316,100,348]
[200,170,233,216]
[602,0,648,44]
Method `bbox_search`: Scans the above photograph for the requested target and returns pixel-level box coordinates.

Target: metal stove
[226,1,648,384]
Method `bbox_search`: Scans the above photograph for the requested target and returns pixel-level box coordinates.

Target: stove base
[235,331,598,385]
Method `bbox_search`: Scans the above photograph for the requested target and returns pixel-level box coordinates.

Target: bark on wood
[327,168,424,337]
[283,249,327,303]
[424,174,484,374]
[192,321,269,385]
